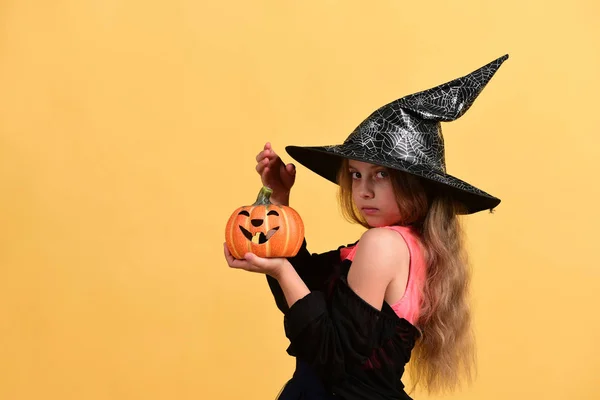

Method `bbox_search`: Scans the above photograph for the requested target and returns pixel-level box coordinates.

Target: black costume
[267,240,419,400]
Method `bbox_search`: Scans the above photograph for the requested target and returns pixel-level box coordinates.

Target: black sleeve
[282,276,386,383]
[265,239,353,314]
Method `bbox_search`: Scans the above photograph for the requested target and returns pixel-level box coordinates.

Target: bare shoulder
[347,227,409,310]
[356,227,409,263]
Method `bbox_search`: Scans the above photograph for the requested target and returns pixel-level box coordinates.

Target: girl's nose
[359,181,374,199]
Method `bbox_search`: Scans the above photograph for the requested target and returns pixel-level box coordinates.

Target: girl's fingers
[268,147,278,159]
[229,258,260,273]
[255,152,276,175]
[285,163,296,176]
[224,243,277,275]
[256,142,276,160]
[255,148,272,162]
[223,243,235,263]
[224,243,242,265]
[224,243,253,270]
[256,157,269,174]
[255,150,266,162]
[262,166,270,181]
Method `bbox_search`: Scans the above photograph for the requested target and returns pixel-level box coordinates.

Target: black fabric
[266,241,420,400]
[266,239,350,314]
[276,359,337,400]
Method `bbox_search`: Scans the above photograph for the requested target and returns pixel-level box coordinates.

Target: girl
[224,54,508,400]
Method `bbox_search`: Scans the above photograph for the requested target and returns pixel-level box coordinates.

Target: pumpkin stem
[253,186,273,206]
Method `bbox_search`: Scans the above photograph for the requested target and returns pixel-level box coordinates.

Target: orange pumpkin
[225,186,304,258]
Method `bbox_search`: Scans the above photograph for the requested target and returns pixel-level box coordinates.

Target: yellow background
[1,1,598,399]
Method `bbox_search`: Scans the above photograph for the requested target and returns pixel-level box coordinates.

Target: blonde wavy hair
[336,158,476,395]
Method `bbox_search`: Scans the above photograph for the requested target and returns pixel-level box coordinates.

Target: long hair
[336,158,476,395]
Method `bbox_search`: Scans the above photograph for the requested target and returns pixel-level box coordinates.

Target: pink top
[339,225,426,326]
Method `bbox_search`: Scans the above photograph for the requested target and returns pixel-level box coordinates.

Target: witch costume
[266,54,508,400]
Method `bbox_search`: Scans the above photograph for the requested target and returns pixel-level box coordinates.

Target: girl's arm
[275,228,409,382]
[265,238,355,314]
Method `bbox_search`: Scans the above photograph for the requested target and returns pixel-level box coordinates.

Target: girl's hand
[224,243,291,279]
[255,142,295,205]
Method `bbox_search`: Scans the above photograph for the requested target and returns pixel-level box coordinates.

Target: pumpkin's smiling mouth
[239,226,280,244]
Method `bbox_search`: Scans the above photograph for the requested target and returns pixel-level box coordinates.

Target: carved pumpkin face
[225,187,304,258]
[236,208,281,245]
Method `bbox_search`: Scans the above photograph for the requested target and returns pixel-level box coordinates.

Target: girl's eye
[350,171,361,179]
[376,170,388,178]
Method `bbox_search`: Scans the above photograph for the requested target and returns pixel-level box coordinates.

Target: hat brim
[285,145,500,214]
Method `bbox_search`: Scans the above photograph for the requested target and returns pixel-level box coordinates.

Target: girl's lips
[361,208,379,215]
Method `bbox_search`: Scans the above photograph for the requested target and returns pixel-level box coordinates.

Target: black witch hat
[285,54,509,214]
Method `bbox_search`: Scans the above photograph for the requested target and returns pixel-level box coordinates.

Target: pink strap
[339,243,357,261]
[340,226,425,325]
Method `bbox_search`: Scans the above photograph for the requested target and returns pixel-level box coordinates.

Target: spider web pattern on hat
[324,55,509,196]
[287,54,509,213]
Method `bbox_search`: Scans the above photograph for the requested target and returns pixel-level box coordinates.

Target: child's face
[348,160,402,227]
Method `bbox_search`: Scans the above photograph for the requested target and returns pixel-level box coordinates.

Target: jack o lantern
[225,186,304,259]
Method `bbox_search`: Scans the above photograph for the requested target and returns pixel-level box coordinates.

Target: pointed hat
[285,54,508,214]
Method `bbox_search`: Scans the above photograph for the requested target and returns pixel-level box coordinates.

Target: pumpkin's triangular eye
[238,210,250,217]
[267,210,279,216]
